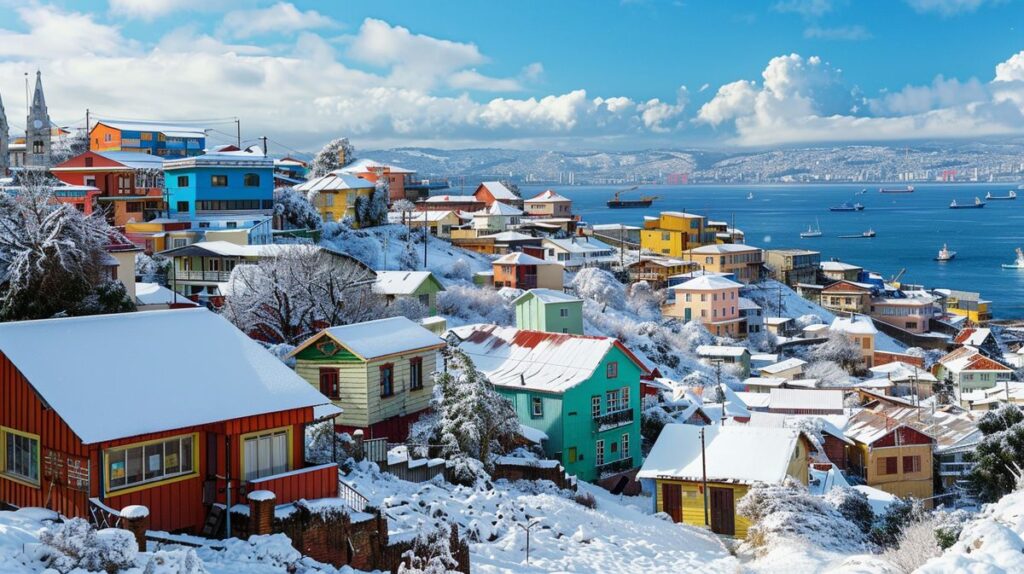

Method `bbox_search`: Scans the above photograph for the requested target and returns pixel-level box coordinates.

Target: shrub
[39,518,137,574]
[574,492,597,509]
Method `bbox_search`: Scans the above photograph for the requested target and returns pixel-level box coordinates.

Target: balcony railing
[596,456,634,478]
[594,409,634,431]
[176,270,233,282]
[939,462,975,477]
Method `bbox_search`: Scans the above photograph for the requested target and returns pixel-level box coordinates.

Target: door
[661,483,682,523]
[710,487,735,535]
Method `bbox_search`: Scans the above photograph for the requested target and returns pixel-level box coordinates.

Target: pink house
[663,275,746,337]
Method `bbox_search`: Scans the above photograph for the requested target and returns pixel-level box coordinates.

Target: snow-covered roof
[373,271,442,296]
[525,189,571,203]
[843,408,937,446]
[493,252,557,266]
[696,345,749,358]
[0,309,331,444]
[478,201,523,216]
[938,346,1013,373]
[94,151,166,170]
[868,361,938,383]
[638,424,802,484]
[591,223,640,231]
[164,147,272,169]
[742,411,853,445]
[135,282,186,306]
[295,172,374,192]
[488,231,537,242]
[954,328,994,347]
[734,392,771,409]
[759,358,807,374]
[94,120,206,138]
[670,275,743,291]
[630,256,691,269]
[820,261,862,272]
[542,237,614,254]
[338,158,415,174]
[477,181,518,200]
[769,389,844,412]
[447,324,647,393]
[743,377,787,388]
[764,317,792,326]
[293,317,446,361]
[853,485,897,515]
[737,297,761,311]
[387,210,457,224]
[518,424,549,444]
[686,243,761,254]
[423,194,479,203]
[512,288,581,305]
[158,240,354,261]
[855,404,981,452]
[830,314,878,335]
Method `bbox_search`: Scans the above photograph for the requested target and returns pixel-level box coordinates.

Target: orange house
[338,158,417,202]
[51,151,166,226]
[493,252,564,290]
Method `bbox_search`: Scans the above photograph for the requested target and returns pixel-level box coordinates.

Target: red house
[473,181,523,209]
[0,308,340,533]
[51,151,166,226]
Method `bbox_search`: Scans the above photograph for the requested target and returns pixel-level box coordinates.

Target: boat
[607,186,658,208]
[934,244,957,262]
[950,197,986,209]
[880,186,915,193]
[747,192,754,200]
[855,188,868,195]
[1002,247,1024,269]
[830,202,865,212]
[800,219,822,238]
[839,228,876,239]
[986,190,1017,200]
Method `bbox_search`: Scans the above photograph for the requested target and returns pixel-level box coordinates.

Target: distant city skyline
[1,0,1023,151]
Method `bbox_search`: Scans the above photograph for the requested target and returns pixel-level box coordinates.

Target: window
[126,202,142,214]
[176,201,189,213]
[409,357,424,390]
[32,141,43,154]
[2,428,40,485]
[877,456,898,476]
[606,389,624,412]
[531,397,543,418]
[380,364,394,397]
[560,307,569,318]
[118,175,131,194]
[106,434,194,491]
[568,447,577,463]
[242,430,288,481]
[177,175,189,187]
[606,361,618,379]
[319,368,339,400]
[591,395,601,418]
[862,338,871,349]
[226,222,237,229]
[141,132,152,141]
[621,433,630,458]
[902,455,921,473]
[596,440,605,466]
[243,173,260,187]
[661,232,670,241]
[211,175,228,187]
[84,157,93,167]
[418,293,430,307]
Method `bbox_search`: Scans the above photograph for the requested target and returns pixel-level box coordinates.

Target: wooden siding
[654,479,752,538]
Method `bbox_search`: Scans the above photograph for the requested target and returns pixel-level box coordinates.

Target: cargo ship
[607,186,658,208]
[950,197,985,209]
[880,186,915,193]
[829,202,865,212]
[986,190,1017,200]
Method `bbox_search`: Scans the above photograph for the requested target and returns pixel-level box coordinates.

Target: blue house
[163,146,274,217]
[91,120,207,158]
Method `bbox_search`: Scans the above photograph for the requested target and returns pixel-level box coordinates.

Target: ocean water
[517,183,1024,320]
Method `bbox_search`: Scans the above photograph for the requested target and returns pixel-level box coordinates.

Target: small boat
[855,188,868,195]
[830,202,865,212]
[950,197,986,209]
[747,192,754,200]
[935,244,957,262]
[986,190,1017,200]
[1002,248,1024,269]
[880,186,915,194]
[800,219,822,238]
[839,228,876,239]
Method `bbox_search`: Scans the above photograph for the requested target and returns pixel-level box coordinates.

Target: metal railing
[337,479,371,513]
[88,497,122,529]
[594,409,634,430]
[939,462,975,477]
[176,270,233,282]
[596,457,634,478]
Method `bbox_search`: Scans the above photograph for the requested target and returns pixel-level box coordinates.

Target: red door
[661,483,682,523]
[710,487,735,535]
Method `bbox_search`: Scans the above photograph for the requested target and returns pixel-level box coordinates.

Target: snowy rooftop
[743,377,788,388]
[295,172,374,192]
[338,158,415,174]
[543,237,614,254]
[696,345,749,358]
[738,297,761,311]
[768,388,844,412]
[294,316,446,361]
[0,309,331,444]
[158,240,355,262]
[855,404,981,452]
[135,282,187,306]
[830,314,878,335]
[165,146,272,169]
[478,201,523,216]
[638,424,801,484]
[525,189,571,203]
[94,120,207,138]
[868,361,938,383]
[448,324,646,393]
[487,231,537,242]
[373,271,441,296]
[843,408,937,446]
[671,275,743,291]
[759,358,807,374]
[685,243,761,254]
[477,181,519,200]
[493,252,558,266]
[94,151,166,170]
[513,288,581,305]
[742,411,852,445]
[424,194,479,203]
[954,327,993,347]
[820,261,863,271]
[939,346,1013,373]
[630,256,692,268]
[387,210,456,223]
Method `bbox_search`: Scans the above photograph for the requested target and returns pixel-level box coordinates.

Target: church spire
[25,70,51,169]
[31,70,47,115]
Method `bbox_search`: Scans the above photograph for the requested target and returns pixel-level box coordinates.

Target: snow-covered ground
[346,461,740,573]
[915,487,1024,573]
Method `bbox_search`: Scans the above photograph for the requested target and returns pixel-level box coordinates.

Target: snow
[915,488,1024,573]
[768,389,844,412]
[134,282,181,306]
[760,358,808,375]
[119,505,149,519]
[479,201,523,216]
[688,243,761,254]
[294,172,373,192]
[852,485,897,516]
[671,274,743,291]
[297,316,446,361]
[313,403,343,420]
[696,345,750,357]
[0,308,332,444]
[518,423,549,444]
[830,315,878,336]
[492,251,551,266]
[373,270,439,295]
[525,190,571,203]
[477,181,518,200]
[512,288,582,305]
[638,424,801,484]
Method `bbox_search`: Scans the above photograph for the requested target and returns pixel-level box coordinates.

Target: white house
[540,237,616,271]
[472,201,523,233]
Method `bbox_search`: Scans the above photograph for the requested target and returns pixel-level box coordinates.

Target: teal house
[513,288,584,335]
[448,324,649,482]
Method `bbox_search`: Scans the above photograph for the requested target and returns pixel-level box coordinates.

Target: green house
[448,324,649,482]
[513,288,584,335]
[374,271,446,316]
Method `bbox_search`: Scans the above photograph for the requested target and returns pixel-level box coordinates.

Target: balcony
[175,270,233,282]
[939,462,975,478]
[594,409,634,432]
[596,456,634,478]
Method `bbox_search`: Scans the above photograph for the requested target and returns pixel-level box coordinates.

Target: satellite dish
[32,119,42,129]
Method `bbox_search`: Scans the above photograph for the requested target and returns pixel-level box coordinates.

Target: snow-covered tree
[805,360,852,387]
[970,403,1024,502]
[824,487,874,534]
[810,332,863,372]
[310,137,355,177]
[421,348,520,468]
[870,497,926,548]
[39,517,138,573]
[50,129,89,165]
[274,186,322,230]
[437,285,514,326]
[222,245,382,345]
[934,374,956,406]
[135,252,169,284]
[368,180,390,225]
[572,267,626,311]
[0,177,135,321]
[304,420,355,466]
[626,281,662,320]
[398,524,461,574]
[880,517,942,573]
[391,198,417,225]
[399,234,420,271]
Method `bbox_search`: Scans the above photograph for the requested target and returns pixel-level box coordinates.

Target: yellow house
[640,212,714,258]
[294,172,376,226]
[936,289,991,325]
[683,243,764,284]
[829,314,877,370]
[638,424,810,538]
[389,210,463,237]
[844,412,936,505]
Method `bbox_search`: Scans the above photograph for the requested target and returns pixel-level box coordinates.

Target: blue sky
[1,0,1023,151]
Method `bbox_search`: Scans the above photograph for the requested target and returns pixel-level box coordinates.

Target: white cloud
[905,0,993,16]
[0,4,134,58]
[803,25,871,40]
[108,0,184,21]
[448,70,523,92]
[521,62,544,82]
[221,2,336,39]
[995,50,1024,82]
[638,86,689,132]
[773,0,834,18]
[869,75,988,115]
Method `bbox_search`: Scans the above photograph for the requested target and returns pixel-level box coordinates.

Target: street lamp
[517,518,542,564]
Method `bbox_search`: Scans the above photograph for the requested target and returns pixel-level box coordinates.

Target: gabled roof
[295,172,374,192]
[512,288,582,305]
[373,271,444,296]
[831,314,878,335]
[95,151,166,170]
[868,361,938,383]
[939,346,1013,373]
[424,194,479,203]
[670,275,743,291]
[638,424,801,484]
[542,237,614,255]
[290,316,446,362]
[954,327,994,347]
[488,231,537,242]
[760,358,807,374]
[844,409,937,446]
[525,189,571,203]
[476,181,518,200]
[478,201,523,216]
[493,252,556,266]
[769,389,844,412]
[447,324,648,393]
[820,261,863,272]
[856,404,981,452]
[743,411,853,445]
[686,243,761,254]
[338,158,415,174]
[696,345,749,358]
[0,309,331,444]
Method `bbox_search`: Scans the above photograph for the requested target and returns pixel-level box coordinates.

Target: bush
[870,497,926,548]
[880,517,942,573]
[39,518,137,574]
[825,487,874,534]
[573,491,597,509]
[447,455,490,487]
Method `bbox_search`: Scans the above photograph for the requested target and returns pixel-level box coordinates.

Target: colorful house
[374,271,445,316]
[492,252,564,290]
[820,280,873,315]
[820,260,863,282]
[294,172,375,225]
[125,214,274,253]
[539,237,616,271]
[953,327,1001,357]
[448,324,649,482]
[337,158,419,202]
[830,314,878,370]
[0,309,339,533]
[471,201,523,233]
[163,146,274,217]
[626,257,699,289]
[289,317,447,440]
[89,120,206,158]
[683,243,764,284]
[638,425,810,537]
[417,195,485,213]
[662,275,746,337]
[844,411,936,503]
[388,210,462,237]
[524,189,572,217]
[640,212,714,257]
[513,288,584,335]
[473,181,522,209]
[869,294,935,334]
[765,249,821,287]
[51,150,166,226]
[934,346,1014,394]
[935,289,991,325]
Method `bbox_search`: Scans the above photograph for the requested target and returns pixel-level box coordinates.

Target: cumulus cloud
[109,0,186,21]
[638,86,689,132]
[221,3,336,39]
[0,4,135,58]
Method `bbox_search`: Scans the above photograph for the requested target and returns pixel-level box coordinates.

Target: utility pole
[423,211,428,269]
[260,136,268,155]
[235,118,241,148]
[700,427,709,527]
[85,108,90,134]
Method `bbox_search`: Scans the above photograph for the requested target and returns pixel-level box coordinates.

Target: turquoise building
[163,146,274,216]
[448,324,648,482]
[513,288,584,335]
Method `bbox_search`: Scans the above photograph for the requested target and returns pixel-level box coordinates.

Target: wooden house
[492,252,564,290]
[293,172,375,225]
[638,425,811,537]
[50,150,166,226]
[524,189,572,217]
[0,309,339,534]
[934,346,1014,395]
[626,257,698,289]
[844,411,936,504]
[374,271,446,316]
[513,288,584,335]
[289,317,447,440]
[473,181,523,209]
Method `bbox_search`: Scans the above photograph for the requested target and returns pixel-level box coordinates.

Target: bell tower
[25,70,51,169]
